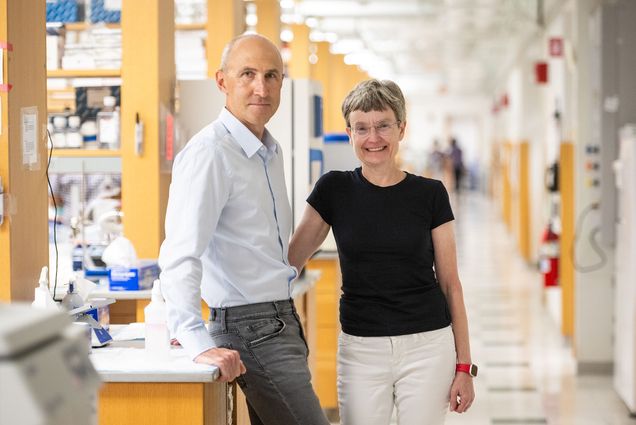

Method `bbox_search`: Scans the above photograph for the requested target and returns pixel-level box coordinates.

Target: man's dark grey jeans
[208,299,329,425]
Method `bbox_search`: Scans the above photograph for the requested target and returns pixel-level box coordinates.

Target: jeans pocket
[241,316,286,347]
[292,311,310,357]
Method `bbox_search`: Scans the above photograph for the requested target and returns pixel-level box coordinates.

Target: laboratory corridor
[448,193,632,425]
[332,192,633,425]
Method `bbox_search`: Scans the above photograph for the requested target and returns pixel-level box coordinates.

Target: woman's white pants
[337,326,456,425]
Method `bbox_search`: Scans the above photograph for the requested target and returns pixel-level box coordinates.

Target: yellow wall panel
[518,142,531,261]
[254,0,280,45]
[560,142,575,337]
[206,0,245,76]
[0,0,47,301]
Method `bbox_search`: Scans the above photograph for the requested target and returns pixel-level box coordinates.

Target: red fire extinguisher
[539,223,559,287]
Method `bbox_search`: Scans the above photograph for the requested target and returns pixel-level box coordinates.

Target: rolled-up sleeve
[158,138,231,360]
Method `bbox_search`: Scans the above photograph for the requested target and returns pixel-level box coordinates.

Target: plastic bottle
[51,115,68,148]
[81,120,98,149]
[61,280,84,311]
[66,115,83,148]
[32,266,58,309]
[144,279,170,360]
[97,95,120,149]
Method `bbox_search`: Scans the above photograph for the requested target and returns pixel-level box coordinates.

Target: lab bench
[91,326,245,425]
[89,271,321,424]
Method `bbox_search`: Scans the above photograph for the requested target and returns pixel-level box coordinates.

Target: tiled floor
[332,192,635,425]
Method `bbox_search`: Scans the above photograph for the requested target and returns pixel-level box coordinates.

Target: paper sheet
[111,322,146,341]
[21,107,38,166]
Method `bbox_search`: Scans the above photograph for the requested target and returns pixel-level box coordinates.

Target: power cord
[571,202,607,273]
[45,130,59,299]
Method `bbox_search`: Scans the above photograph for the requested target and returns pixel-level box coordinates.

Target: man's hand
[194,347,246,382]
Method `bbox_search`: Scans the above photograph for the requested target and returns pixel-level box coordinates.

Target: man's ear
[216,70,227,94]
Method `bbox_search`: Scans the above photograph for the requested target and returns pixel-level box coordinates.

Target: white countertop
[89,288,151,300]
[88,271,321,383]
[90,325,219,383]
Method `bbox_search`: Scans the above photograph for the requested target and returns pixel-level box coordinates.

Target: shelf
[47,69,121,78]
[51,149,120,158]
[56,22,204,31]
[175,23,206,31]
[48,153,121,174]
[63,22,121,31]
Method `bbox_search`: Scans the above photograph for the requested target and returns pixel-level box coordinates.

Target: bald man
[158,35,329,425]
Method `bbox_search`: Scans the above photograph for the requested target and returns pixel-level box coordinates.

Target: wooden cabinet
[307,255,341,410]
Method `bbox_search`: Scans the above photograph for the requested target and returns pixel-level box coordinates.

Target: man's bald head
[220,34,283,73]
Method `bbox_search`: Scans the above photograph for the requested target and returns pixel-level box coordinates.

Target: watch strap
[456,363,477,377]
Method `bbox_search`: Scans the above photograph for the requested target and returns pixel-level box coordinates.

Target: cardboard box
[108,260,160,291]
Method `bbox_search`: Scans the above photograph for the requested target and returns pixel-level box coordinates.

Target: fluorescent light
[280,28,294,42]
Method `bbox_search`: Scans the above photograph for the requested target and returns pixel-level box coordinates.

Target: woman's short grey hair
[341,79,406,127]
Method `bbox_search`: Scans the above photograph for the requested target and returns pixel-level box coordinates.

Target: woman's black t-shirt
[307,167,455,337]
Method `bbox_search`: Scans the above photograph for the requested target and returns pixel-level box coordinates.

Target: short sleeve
[307,171,335,225]
[430,180,454,229]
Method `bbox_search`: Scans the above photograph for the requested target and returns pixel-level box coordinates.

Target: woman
[289,79,475,424]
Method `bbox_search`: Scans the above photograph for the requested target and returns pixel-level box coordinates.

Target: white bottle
[66,115,83,148]
[32,266,58,309]
[51,115,68,148]
[97,95,120,150]
[144,280,170,360]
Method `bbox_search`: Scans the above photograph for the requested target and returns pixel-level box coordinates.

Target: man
[448,137,464,193]
[158,34,329,425]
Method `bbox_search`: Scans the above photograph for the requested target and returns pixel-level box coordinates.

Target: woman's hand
[449,372,475,413]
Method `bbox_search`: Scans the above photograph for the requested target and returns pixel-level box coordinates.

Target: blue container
[109,260,160,291]
[324,133,349,143]
[46,0,79,23]
[90,0,121,23]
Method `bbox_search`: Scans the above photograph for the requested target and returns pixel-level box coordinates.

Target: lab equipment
[61,280,84,311]
[69,299,114,348]
[0,303,101,425]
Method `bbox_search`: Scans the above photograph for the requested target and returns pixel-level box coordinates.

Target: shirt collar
[219,108,278,158]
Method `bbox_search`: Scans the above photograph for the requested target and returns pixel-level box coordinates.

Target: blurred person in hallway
[426,139,446,181]
[448,137,464,193]
[159,34,329,425]
[289,79,475,425]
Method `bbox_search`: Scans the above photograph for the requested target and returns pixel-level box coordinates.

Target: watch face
[470,364,478,377]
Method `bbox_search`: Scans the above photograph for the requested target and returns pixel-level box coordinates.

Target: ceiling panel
[286,0,564,96]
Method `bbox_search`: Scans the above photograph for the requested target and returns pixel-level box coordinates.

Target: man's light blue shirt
[158,108,297,360]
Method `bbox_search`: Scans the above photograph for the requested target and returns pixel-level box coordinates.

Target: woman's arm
[432,221,471,362]
[289,204,331,273]
[432,220,474,413]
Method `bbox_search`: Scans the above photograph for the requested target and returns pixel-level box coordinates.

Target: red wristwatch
[456,363,478,377]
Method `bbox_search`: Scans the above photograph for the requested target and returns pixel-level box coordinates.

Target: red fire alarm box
[535,62,548,84]
[549,37,563,57]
